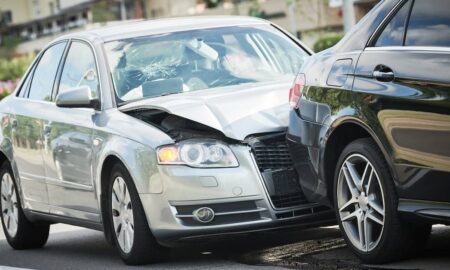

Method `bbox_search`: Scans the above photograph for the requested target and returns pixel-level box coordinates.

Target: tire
[333,138,431,264]
[0,161,50,249]
[107,163,167,265]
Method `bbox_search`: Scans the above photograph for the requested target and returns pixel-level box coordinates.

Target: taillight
[289,73,306,109]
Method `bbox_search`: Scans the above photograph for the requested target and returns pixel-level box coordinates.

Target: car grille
[247,132,309,209]
[253,142,294,171]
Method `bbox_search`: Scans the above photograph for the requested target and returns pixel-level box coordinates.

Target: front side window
[28,42,66,101]
[405,0,450,47]
[104,25,309,104]
[374,0,411,47]
[58,41,99,96]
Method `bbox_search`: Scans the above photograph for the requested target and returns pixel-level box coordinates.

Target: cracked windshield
[104,25,308,104]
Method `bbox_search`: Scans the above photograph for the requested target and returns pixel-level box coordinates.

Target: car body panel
[120,82,292,141]
[287,0,450,223]
[353,47,450,203]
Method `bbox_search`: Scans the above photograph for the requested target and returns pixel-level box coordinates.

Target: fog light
[192,207,215,223]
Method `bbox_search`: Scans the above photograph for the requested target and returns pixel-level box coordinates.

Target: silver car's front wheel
[337,153,385,252]
[108,163,166,265]
[1,172,18,237]
[111,176,134,254]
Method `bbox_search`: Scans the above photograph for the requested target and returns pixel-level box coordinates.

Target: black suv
[287,0,450,263]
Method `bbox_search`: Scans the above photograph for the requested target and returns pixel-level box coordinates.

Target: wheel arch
[99,154,124,245]
[322,117,396,204]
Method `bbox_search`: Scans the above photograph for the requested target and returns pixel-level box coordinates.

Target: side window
[375,0,411,47]
[405,0,450,47]
[57,41,99,96]
[16,64,35,98]
[28,42,67,101]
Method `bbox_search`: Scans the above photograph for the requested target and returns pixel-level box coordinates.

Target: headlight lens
[157,140,239,168]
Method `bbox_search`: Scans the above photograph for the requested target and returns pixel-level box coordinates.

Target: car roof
[56,16,270,43]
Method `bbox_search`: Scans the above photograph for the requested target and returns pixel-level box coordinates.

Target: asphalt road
[0,224,449,270]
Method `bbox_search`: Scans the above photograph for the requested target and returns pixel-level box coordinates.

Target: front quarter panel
[92,109,174,200]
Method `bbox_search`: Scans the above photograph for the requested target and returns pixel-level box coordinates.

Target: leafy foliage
[0,54,35,99]
[0,54,34,81]
[313,34,344,52]
[0,36,24,59]
[92,1,118,23]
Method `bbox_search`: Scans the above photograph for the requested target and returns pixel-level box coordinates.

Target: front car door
[11,41,68,213]
[42,40,101,221]
[353,0,450,204]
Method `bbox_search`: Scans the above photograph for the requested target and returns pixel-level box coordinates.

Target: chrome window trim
[366,0,407,47]
[57,37,105,111]
[14,39,69,102]
[365,46,450,52]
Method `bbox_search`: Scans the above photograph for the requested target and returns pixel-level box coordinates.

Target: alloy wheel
[337,154,386,253]
[111,176,134,254]
[1,172,19,237]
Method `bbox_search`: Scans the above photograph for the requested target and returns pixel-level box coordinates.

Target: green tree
[92,1,118,23]
[313,34,343,52]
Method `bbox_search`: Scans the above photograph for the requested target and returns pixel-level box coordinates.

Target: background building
[0,0,379,54]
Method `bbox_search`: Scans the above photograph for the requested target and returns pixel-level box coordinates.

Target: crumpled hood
[120,82,292,141]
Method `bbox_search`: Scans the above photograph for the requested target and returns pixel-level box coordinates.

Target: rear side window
[28,42,66,101]
[16,65,35,98]
[405,0,450,47]
[375,0,411,47]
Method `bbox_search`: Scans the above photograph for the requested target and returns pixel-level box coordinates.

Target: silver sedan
[0,16,334,265]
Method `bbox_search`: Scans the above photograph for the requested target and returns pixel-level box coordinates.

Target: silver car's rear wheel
[1,172,18,237]
[0,161,49,249]
[111,176,134,254]
[337,153,385,253]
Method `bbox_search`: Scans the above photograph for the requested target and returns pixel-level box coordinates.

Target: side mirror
[55,86,100,110]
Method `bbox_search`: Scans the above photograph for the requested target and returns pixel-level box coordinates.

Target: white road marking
[0,266,34,270]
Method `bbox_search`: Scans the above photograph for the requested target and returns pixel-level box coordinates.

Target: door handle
[373,65,395,82]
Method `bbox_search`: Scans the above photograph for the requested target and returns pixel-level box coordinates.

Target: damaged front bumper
[139,135,335,246]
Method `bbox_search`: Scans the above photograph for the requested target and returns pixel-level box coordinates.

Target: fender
[0,113,25,207]
[93,135,165,206]
[321,116,399,186]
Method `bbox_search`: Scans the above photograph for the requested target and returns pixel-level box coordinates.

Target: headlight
[157,140,239,168]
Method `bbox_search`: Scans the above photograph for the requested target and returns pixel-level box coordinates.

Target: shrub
[0,80,17,100]
[0,54,35,100]
[0,54,34,81]
[313,34,344,52]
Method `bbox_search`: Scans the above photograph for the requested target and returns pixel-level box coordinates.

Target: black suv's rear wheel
[107,163,167,265]
[334,138,431,263]
[0,161,49,249]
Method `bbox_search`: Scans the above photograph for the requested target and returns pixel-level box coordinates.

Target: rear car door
[11,41,68,212]
[42,40,101,220]
[353,0,450,203]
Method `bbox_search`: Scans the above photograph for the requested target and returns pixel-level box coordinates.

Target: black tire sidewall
[0,162,22,243]
[107,164,135,259]
[0,161,49,249]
